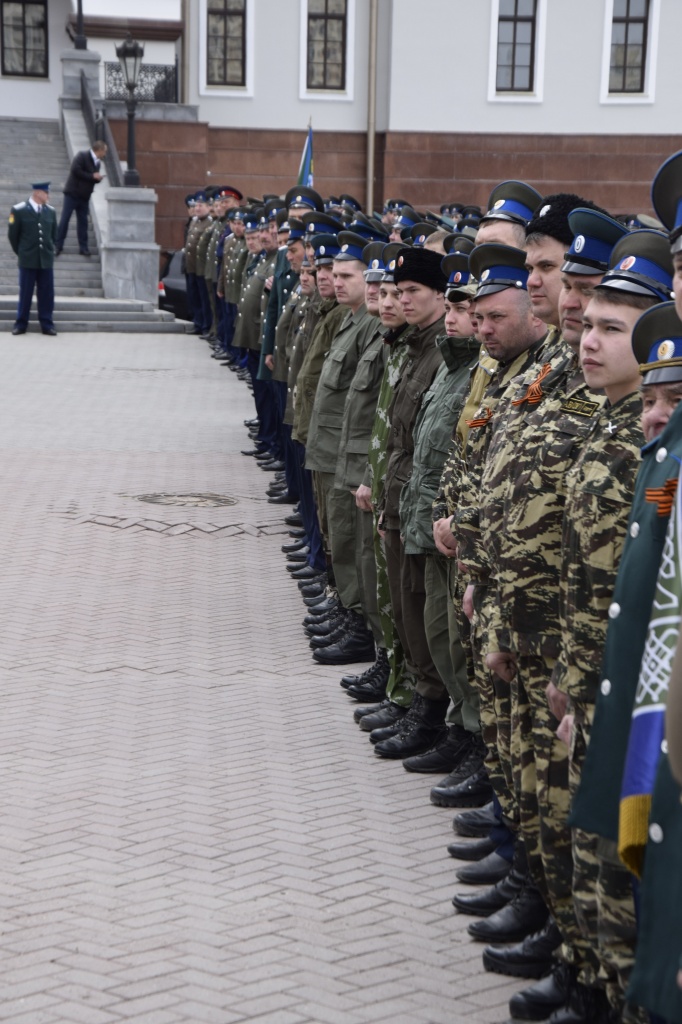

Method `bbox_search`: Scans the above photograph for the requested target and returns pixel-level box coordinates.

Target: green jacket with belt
[292,300,347,447]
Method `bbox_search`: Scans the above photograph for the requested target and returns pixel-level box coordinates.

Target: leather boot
[429,735,490,807]
[452,861,525,916]
[446,835,496,861]
[359,701,408,732]
[455,849,512,885]
[310,619,350,648]
[353,699,389,723]
[483,916,562,979]
[312,612,375,665]
[452,801,496,838]
[402,724,471,773]
[344,648,389,701]
[306,608,348,638]
[374,695,449,759]
[508,961,574,1021]
[467,879,548,943]
[547,983,612,1023]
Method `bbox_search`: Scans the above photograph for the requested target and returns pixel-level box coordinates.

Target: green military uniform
[402,332,480,728]
[367,325,413,705]
[285,291,323,428]
[305,304,375,610]
[184,214,209,276]
[259,247,299,381]
[204,214,226,333]
[234,250,278,353]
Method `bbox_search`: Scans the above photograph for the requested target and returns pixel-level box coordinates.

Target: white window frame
[599,0,660,105]
[199,0,255,98]
[487,0,547,105]
[299,0,355,103]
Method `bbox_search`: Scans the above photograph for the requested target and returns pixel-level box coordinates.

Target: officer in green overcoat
[7,180,58,335]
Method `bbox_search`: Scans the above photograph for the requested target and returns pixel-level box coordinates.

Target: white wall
[188,0,371,132]
[0,0,71,119]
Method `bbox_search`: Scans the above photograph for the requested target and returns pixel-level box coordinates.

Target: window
[1,1,47,77]
[609,0,649,93]
[306,0,346,91]
[496,0,536,92]
[206,0,245,87]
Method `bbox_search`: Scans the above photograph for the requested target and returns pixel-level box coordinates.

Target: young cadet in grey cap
[304,232,377,665]
[476,210,635,1013]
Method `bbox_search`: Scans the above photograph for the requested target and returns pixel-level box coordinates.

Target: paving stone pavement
[0,333,526,1024]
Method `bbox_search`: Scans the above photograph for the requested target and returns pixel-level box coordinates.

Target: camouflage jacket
[305,304,376,474]
[366,324,413,504]
[335,324,386,491]
[401,333,479,554]
[382,316,445,530]
[292,299,346,446]
[554,390,644,704]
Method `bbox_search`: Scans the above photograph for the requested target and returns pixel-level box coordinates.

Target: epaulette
[12,201,26,210]
[45,203,55,210]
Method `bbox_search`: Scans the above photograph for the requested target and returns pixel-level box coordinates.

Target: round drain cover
[133,493,238,508]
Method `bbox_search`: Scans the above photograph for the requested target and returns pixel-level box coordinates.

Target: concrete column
[101,190,160,304]
[59,48,102,117]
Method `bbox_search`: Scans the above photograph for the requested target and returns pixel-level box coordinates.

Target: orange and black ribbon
[512,362,553,407]
[645,478,678,517]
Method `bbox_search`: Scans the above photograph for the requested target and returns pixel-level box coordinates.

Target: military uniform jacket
[260,249,299,380]
[8,200,57,269]
[335,324,386,491]
[272,286,303,383]
[553,390,643,708]
[571,400,682,843]
[223,236,247,303]
[364,325,413,502]
[452,337,546,579]
[285,291,323,428]
[292,300,346,446]
[401,333,479,554]
[205,217,226,283]
[184,216,210,275]
[304,305,375,474]
[382,316,445,531]
[234,251,278,352]
[195,217,215,276]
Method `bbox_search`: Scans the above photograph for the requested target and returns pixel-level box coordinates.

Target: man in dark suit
[7,180,58,335]
[55,140,107,256]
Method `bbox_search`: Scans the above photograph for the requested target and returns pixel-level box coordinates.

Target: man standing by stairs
[7,180,57,336]
[55,141,107,257]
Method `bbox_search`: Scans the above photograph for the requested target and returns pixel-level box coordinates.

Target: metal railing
[104,60,178,103]
[80,69,123,188]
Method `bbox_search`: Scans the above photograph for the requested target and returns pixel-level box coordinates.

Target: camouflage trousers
[374,520,412,707]
[424,555,480,732]
[472,585,516,825]
[512,654,598,976]
[571,700,640,1015]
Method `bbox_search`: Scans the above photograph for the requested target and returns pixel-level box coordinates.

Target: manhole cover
[131,493,239,508]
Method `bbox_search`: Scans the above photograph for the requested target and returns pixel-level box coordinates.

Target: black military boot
[312,611,375,665]
[508,961,575,1021]
[452,859,525,916]
[359,700,408,732]
[467,877,548,943]
[483,916,562,979]
[402,723,471,773]
[429,734,490,806]
[345,647,389,701]
[373,694,449,759]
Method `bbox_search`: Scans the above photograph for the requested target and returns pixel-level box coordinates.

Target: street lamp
[74,0,87,50]
[115,34,144,188]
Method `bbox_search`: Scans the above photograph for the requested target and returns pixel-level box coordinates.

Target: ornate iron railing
[80,70,123,187]
[104,61,178,103]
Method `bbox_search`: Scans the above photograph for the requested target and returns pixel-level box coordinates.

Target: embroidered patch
[560,397,601,417]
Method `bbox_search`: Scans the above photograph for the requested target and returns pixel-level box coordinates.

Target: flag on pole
[297,123,314,187]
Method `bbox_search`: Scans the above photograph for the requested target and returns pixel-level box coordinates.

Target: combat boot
[374,694,449,759]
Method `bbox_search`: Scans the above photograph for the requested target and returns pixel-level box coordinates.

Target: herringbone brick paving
[0,333,524,1023]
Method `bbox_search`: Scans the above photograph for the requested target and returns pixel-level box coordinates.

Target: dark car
[159,250,191,322]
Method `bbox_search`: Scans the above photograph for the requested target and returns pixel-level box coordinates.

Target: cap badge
[539,204,551,217]
[371,259,380,269]
[620,255,637,270]
[341,244,349,252]
[658,340,676,360]
[481,269,490,281]
[574,235,585,253]
[454,272,462,283]
[418,235,426,244]
[388,259,396,271]
[493,199,505,209]
[319,246,326,255]
[296,195,302,202]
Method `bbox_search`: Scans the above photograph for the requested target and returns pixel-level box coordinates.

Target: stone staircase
[0,118,188,333]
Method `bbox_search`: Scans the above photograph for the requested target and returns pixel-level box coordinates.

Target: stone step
[0,286,105,297]
[0,297,157,312]
[0,319,192,334]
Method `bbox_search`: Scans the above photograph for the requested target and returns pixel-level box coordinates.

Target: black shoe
[288,528,307,540]
[374,695,449,760]
[312,628,375,666]
[80,248,92,256]
[341,648,388,688]
[482,918,562,980]
[344,648,390,702]
[452,863,525,916]
[402,724,471,774]
[41,328,58,336]
[467,881,548,943]
[302,588,328,606]
[291,565,322,581]
[244,418,259,427]
[283,539,307,553]
[353,699,388,723]
[285,513,303,527]
[269,493,296,504]
[430,762,492,809]
[309,622,349,649]
[447,835,496,862]
[260,460,285,472]
[509,962,574,1021]
[359,701,408,733]
[456,850,512,886]
[370,721,404,744]
[54,247,62,256]
[286,549,309,564]
[452,802,496,838]
[547,983,611,1024]
[303,593,337,615]
[11,326,26,335]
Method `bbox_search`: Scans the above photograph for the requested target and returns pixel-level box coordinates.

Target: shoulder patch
[560,397,601,418]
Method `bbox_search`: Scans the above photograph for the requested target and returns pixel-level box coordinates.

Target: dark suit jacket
[63,150,101,201]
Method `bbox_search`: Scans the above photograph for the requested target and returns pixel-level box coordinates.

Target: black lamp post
[115,34,144,188]
[74,0,87,49]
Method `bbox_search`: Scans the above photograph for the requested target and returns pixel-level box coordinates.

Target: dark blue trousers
[196,276,212,334]
[56,193,89,251]
[293,440,326,572]
[15,267,55,331]
[185,273,202,330]
[246,351,278,454]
